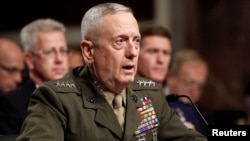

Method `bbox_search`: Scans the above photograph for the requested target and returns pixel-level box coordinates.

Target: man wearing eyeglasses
[0,18,69,135]
[165,48,211,137]
[0,38,25,94]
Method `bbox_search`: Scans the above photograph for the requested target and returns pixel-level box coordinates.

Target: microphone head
[166,94,180,102]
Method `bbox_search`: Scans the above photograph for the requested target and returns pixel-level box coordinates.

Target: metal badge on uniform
[55,81,76,89]
[93,81,103,93]
[134,96,159,141]
[136,80,155,87]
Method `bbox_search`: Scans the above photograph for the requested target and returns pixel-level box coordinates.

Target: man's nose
[13,72,23,84]
[125,41,139,58]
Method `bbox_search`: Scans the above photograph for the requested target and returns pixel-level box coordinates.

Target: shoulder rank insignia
[134,96,159,141]
[136,80,155,87]
[93,81,103,93]
[55,81,76,89]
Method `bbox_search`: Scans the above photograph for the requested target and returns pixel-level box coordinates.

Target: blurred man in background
[137,22,172,84]
[0,18,69,134]
[0,38,24,94]
[165,48,211,136]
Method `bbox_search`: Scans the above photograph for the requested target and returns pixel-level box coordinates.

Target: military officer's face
[83,12,141,93]
[26,31,69,83]
[137,36,172,83]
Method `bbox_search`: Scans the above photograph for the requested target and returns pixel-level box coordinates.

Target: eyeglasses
[180,79,204,93]
[0,64,24,75]
[31,48,69,58]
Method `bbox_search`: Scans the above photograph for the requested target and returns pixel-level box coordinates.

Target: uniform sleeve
[17,84,66,141]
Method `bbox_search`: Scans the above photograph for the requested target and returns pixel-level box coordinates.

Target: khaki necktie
[103,89,126,130]
[113,94,125,130]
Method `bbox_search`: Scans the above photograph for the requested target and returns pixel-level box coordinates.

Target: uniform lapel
[79,78,123,138]
[77,67,135,139]
[123,88,143,141]
[94,100,124,138]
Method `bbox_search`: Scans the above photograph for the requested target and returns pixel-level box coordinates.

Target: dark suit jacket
[0,78,36,134]
[17,66,207,141]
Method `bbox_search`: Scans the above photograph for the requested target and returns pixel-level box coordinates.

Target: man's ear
[24,53,35,70]
[80,40,94,64]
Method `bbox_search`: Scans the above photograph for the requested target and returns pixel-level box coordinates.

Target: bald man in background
[0,38,25,94]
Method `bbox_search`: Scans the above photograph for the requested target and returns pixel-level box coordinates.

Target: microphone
[166,94,209,126]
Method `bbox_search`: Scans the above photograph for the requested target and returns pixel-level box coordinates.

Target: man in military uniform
[17,2,207,141]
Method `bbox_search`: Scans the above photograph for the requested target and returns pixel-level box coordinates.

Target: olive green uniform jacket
[17,66,207,141]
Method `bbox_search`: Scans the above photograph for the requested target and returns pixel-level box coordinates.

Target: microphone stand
[167,94,209,126]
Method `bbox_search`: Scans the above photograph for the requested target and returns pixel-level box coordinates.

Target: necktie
[113,94,125,130]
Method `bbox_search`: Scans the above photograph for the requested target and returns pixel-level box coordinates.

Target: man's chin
[151,76,165,83]
[120,77,135,84]
[51,74,65,80]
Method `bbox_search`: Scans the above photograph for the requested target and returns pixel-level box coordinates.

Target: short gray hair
[20,18,66,52]
[80,2,132,40]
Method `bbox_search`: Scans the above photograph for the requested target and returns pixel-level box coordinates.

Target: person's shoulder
[129,76,162,91]
[39,71,81,94]
[0,79,35,98]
